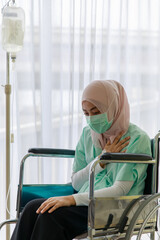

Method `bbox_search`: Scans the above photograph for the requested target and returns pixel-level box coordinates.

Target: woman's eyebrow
[82,107,97,111]
[90,107,98,111]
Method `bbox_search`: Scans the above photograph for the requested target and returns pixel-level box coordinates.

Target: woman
[11,80,151,240]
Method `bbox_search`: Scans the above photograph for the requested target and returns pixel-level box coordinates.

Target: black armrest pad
[100,153,152,161]
[28,148,75,156]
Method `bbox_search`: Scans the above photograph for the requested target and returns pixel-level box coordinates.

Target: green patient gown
[72,123,152,195]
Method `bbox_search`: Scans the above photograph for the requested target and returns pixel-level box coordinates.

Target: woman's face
[82,101,101,116]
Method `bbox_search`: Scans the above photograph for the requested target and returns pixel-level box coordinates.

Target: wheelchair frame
[0,149,75,231]
[84,131,160,240]
[0,132,160,240]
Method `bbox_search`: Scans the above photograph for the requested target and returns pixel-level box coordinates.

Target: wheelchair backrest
[144,138,159,194]
[144,164,153,194]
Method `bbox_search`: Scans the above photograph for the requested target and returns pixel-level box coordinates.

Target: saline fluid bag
[2,4,25,53]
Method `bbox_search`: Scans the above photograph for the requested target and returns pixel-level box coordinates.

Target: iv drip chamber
[2,4,25,53]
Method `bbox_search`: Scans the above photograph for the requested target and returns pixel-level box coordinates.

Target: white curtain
[0,0,160,238]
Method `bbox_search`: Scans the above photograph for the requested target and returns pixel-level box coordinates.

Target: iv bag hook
[1,0,15,14]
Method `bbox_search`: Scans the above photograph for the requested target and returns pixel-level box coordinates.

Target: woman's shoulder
[78,126,92,145]
[81,125,92,137]
[82,125,90,132]
[128,123,150,140]
[126,123,151,155]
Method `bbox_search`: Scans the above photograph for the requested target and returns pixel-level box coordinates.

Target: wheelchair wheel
[125,193,160,240]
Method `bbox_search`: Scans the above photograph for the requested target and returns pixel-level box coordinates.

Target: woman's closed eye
[92,110,101,115]
[82,103,101,116]
[83,111,89,116]
[83,110,100,116]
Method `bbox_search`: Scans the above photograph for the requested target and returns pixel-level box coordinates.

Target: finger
[106,139,111,145]
[36,199,55,214]
[48,203,60,213]
[36,204,47,214]
[113,131,124,144]
[121,141,130,148]
[36,200,49,213]
[116,141,130,152]
[41,201,57,214]
[120,136,130,143]
[99,162,105,168]
[116,136,130,147]
[36,208,41,214]
[121,149,127,153]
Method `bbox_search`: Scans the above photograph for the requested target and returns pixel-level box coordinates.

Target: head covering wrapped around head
[82,80,130,149]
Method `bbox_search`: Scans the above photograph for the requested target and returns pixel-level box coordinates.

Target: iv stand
[1,6,12,240]
[5,52,11,240]
[1,1,25,238]
[2,1,16,239]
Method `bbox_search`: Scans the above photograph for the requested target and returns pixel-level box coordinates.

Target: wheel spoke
[125,194,160,240]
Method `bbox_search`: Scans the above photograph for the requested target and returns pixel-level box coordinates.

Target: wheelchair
[0,131,160,240]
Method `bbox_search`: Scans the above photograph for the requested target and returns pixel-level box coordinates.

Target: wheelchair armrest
[100,153,152,161]
[28,148,75,156]
[89,153,153,200]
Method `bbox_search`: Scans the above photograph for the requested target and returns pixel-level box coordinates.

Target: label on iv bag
[3,12,17,17]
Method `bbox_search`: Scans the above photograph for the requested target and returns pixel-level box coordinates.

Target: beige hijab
[82,80,130,149]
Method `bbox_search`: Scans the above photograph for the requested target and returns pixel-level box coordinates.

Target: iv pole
[2,4,12,239]
[1,1,12,238]
[1,0,24,239]
[1,3,13,238]
[5,52,11,240]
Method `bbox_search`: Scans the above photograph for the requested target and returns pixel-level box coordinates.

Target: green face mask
[86,113,113,134]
